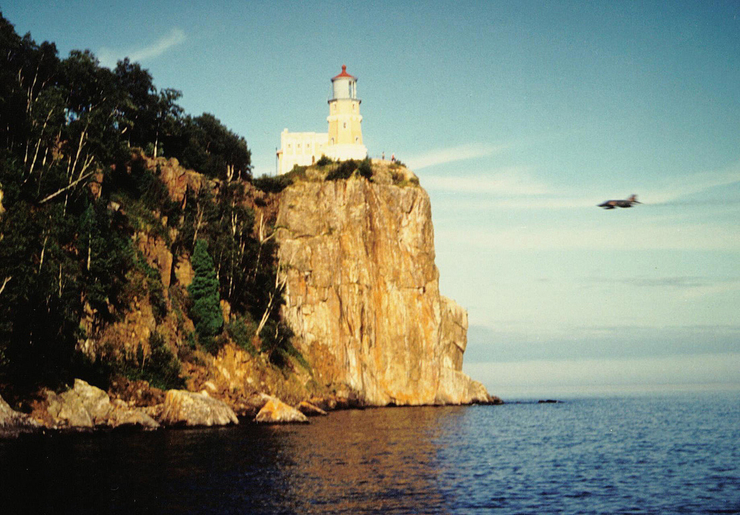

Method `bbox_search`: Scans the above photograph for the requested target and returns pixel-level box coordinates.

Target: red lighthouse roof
[332,64,356,81]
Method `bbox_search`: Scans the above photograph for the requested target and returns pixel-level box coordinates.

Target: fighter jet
[598,194,641,209]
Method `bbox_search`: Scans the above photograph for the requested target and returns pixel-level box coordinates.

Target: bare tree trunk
[255,249,294,339]
[27,108,54,179]
[38,234,48,273]
[38,170,95,204]
[255,258,285,339]
[87,230,92,272]
[192,202,205,248]
[0,276,11,297]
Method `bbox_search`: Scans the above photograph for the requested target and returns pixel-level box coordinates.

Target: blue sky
[4,1,739,397]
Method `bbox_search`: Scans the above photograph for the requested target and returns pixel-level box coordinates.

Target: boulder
[46,379,110,427]
[255,397,309,424]
[296,401,328,417]
[44,379,159,429]
[0,394,40,437]
[107,399,161,428]
[159,390,238,426]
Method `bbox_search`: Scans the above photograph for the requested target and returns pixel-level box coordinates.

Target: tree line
[0,13,291,395]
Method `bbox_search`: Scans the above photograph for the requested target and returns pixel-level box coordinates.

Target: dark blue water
[2,392,739,514]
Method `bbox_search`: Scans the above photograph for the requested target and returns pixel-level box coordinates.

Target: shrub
[357,158,373,180]
[259,319,308,370]
[226,317,257,356]
[120,332,184,390]
[252,173,293,193]
[326,159,358,181]
[316,155,333,166]
[143,332,184,389]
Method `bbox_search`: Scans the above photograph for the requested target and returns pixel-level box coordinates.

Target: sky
[4,0,739,398]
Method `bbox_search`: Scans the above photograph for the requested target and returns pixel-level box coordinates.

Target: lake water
[2,391,739,514]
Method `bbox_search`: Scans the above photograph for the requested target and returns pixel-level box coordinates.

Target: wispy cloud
[581,275,740,298]
[583,276,715,288]
[647,161,740,204]
[421,167,551,196]
[98,28,186,68]
[405,142,508,170]
[435,221,740,251]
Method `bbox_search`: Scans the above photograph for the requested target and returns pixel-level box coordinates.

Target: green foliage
[260,319,301,368]
[390,169,419,188]
[188,240,223,341]
[315,155,333,166]
[326,159,358,181]
[136,252,167,321]
[325,158,373,181]
[119,332,184,390]
[0,13,297,394]
[357,157,373,180]
[226,317,257,356]
[252,173,293,193]
[78,201,135,319]
[166,113,251,181]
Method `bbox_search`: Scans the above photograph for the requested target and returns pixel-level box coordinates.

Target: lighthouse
[325,65,367,161]
[276,65,368,174]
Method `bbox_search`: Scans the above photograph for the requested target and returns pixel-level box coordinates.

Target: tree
[188,239,222,344]
[114,58,155,148]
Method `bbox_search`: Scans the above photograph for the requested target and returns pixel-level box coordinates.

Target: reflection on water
[2,396,738,514]
[276,407,465,513]
[0,406,468,514]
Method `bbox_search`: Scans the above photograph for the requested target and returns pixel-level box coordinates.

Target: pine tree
[188,239,222,343]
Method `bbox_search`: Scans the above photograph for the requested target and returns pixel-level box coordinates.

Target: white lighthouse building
[277,65,368,175]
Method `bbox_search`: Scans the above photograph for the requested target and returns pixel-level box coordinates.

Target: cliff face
[275,167,490,406]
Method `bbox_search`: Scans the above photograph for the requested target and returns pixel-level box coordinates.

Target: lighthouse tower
[325,65,367,161]
[275,65,368,174]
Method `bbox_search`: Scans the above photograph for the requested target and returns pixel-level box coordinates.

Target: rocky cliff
[274,163,491,406]
[4,157,496,433]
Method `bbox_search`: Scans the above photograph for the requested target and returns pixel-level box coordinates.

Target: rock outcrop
[255,396,309,424]
[275,168,493,406]
[296,401,328,417]
[159,390,239,426]
[44,379,159,429]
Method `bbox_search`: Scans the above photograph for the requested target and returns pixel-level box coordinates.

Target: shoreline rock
[43,379,159,430]
[296,401,328,417]
[255,396,309,424]
[159,389,239,427]
[1,394,41,438]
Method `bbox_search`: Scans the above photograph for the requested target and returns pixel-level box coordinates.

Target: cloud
[582,275,738,289]
[421,167,550,196]
[435,220,740,251]
[405,142,508,170]
[647,161,740,204]
[98,28,186,68]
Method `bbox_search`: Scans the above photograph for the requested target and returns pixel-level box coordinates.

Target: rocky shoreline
[1,378,502,439]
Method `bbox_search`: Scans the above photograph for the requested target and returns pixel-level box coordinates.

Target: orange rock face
[275,170,492,406]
